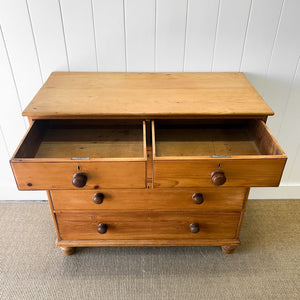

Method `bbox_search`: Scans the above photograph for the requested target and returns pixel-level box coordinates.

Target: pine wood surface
[11,161,146,190]
[22,72,274,119]
[56,211,240,240]
[153,120,286,158]
[153,159,286,188]
[56,238,240,247]
[14,119,146,160]
[155,126,260,157]
[152,119,286,188]
[50,187,246,211]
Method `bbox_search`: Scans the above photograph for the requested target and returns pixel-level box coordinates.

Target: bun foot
[60,247,75,255]
[221,245,236,254]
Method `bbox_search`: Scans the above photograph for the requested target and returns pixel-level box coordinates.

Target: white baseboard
[249,185,300,199]
[0,185,47,201]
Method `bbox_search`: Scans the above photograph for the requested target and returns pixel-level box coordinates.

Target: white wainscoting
[0,0,299,200]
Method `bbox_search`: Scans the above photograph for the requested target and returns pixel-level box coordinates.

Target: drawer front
[56,212,240,240]
[153,159,286,188]
[51,188,247,211]
[11,161,146,190]
[153,120,286,188]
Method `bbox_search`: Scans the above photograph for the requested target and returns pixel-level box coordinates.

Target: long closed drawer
[10,120,147,190]
[152,119,287,188]
[51,187,247,211]
[56,212,240,240]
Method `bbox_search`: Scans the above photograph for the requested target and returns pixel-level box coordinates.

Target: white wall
[0,0,299,200]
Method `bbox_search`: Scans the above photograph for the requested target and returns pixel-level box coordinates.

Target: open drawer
[11,120,147,190]
[152,120,287,188]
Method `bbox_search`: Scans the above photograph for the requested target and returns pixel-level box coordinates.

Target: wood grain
[56,211,240,240]
[50,188,247,211]
[56,238,240,247]
[152,119,286,188]
[14,119,146,160]
[155,126,260,157]
[35,127,144,159]
[248,119,286,155]
[153,120,285,158]
[153,159,286,188]
[22,72,274,119]
[10,161,146,190]
[46,190,61,241]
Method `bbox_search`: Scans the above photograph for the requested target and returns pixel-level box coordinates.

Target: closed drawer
[56,212,240,240]
[152,120,287,188]
[51,187,247,211]
[10,120,147,190]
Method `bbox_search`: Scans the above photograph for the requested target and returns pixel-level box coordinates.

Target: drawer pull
[190,223,200,233]
[93,193,104,204]
[192,193,204,204]
[72,172,87,188]
[211,170,226,186]
[97,223,108,234]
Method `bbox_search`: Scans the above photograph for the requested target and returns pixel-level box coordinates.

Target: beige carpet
[0,200,299,300]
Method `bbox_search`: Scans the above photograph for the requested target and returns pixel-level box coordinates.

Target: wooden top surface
[23,72,274,119]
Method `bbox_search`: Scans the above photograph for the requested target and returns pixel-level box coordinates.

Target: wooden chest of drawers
[10,72,287,255]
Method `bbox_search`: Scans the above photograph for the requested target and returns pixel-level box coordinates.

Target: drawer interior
[14,120,146,160]
[153,119,284,158]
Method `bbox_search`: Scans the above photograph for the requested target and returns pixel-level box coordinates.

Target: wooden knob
[211,170,226,186]
[97,223,108,234]
[72,172,87,188]
[190,223,200,233]
[192,193,204,204]
[93,193,104,204]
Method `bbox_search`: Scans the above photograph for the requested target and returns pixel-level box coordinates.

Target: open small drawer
[152,120,287,188]
[11,120,147,190]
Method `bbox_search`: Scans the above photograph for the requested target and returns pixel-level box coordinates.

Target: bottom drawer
[56,212,240,240]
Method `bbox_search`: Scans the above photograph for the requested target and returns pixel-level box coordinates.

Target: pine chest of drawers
[10,72,287,255]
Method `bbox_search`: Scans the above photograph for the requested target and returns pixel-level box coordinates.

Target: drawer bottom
[56,212,240,240]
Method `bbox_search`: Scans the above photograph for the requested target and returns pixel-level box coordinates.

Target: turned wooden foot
[60,247,75,255]
[221,245,236,254]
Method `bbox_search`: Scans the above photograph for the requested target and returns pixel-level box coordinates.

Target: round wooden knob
[190,223,200,233]
[192,193,204,204]
[93,193,104,204]
[211,170,226,186]
[72,172,87,188]
[97,223,108,234]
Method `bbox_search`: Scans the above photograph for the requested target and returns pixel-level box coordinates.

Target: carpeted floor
[0,200,299,300]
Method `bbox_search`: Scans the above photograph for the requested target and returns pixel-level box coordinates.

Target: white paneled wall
[0,0,299,200]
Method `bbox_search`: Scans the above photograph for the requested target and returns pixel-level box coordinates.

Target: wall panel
[156,0,188,71]
[27,0,69,80]
[0,0,299,200]
[241,0,283,95]
[0,0,42,109]
[93,0,126,71]
[184,0,219,72]
[60,0,97,71]
[212,0,251,71]
[277,58,300,184]
[263,0,300,137]
[0,27,26,155]
[125,0,155,71]
[289,145,300,185]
